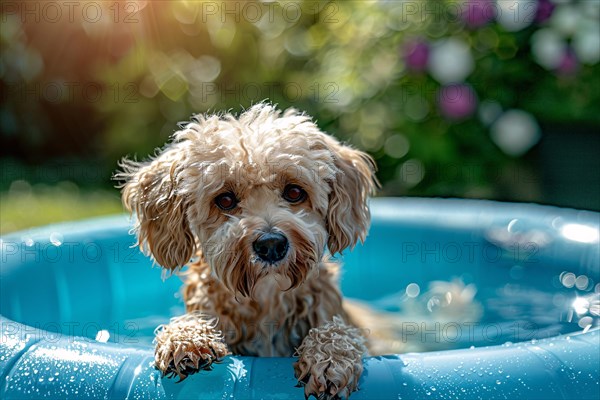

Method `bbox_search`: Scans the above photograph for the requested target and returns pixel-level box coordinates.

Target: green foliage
[0,183,122,234]
[1,0,599,226]
[92,0,598,200]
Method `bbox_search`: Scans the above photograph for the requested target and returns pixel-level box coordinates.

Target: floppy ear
[324,137,378,254]
[117,149,195,271]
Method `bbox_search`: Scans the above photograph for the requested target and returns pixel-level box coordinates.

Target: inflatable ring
[1,198,598,399]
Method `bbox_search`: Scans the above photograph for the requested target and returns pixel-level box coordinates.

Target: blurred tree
[1,0,599,208]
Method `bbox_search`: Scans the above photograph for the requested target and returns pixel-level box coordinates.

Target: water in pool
[348,274,599,354]
[64,214,599,354]
[96,269,598,355]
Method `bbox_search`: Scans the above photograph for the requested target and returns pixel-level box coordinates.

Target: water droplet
[95,330,110,343]
[49,232,63,246]
[406,283,420,298]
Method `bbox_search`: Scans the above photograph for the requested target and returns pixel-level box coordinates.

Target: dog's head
[117,103,377,297]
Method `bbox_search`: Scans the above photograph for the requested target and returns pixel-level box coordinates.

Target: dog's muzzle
[253,232,288,263]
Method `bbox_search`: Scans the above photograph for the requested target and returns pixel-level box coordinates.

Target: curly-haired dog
[117,103,378,399]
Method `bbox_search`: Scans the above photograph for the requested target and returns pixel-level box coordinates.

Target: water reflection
[560,223,600,244]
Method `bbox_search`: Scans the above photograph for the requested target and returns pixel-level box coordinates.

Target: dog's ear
[117,150,195,271]
[324,137,378,254]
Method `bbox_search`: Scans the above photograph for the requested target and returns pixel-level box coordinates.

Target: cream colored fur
[117,103,378,399]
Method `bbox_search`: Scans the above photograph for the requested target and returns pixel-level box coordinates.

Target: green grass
[0,182,124,235]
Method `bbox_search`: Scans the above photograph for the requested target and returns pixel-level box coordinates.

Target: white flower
[490,109,541,157]
[573,19,600,64]
[496,0,537,32]
[531,28,566,70]
[550,4,580,36]
[428,38,474,84]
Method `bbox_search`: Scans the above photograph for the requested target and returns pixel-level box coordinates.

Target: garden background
[1,0,599,234]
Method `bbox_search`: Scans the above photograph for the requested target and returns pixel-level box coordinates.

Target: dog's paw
[154,313,229,381]
[294,357,360,399]
[294,317,366,399]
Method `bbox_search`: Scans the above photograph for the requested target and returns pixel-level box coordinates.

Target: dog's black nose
[253,233,288,263]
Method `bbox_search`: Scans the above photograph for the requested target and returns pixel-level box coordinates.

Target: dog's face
[118,104,377,298]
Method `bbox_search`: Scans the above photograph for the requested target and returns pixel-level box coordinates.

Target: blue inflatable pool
[1,198,599,399]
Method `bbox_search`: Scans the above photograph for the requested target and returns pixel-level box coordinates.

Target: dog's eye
[283,184,307,204]
[215,192,238,210]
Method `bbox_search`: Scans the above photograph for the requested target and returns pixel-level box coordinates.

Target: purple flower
[556,48,579,76]
[403,39,429,71]
[535,0,556,23]
[463,0,496,28]
[437,84,478,120]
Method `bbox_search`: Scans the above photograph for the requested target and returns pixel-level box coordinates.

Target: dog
[117,103,378,399]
